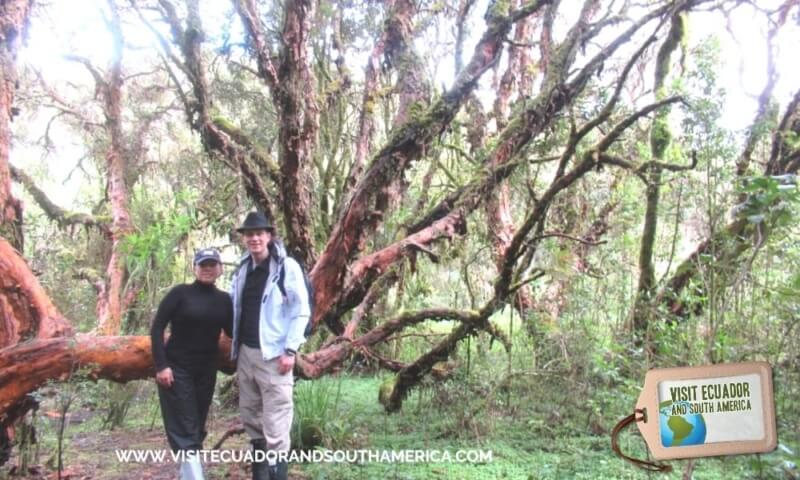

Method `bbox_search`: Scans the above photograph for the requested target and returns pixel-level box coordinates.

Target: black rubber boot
[267,461,288,480]
[250,439,269,480]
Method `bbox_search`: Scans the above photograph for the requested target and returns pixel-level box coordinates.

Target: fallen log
[0,334,235,422]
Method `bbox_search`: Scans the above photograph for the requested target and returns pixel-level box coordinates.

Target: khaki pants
[237,345,294,452]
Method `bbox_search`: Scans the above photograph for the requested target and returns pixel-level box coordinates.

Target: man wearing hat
[151,247,232,480]
[230,212,310,480]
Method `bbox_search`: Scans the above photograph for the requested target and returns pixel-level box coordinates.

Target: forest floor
[0,374,795,479]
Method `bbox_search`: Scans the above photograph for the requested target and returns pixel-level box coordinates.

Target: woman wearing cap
[150,248,233,480]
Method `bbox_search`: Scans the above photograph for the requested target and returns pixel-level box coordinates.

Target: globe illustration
[659,401,707,447]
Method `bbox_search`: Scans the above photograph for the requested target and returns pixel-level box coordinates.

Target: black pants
[157,364,217,452]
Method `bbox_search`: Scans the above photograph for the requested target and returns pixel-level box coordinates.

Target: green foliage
[13,411,40,474]
[783,130,800,154]
[736,175,799,227]
[121,198,194,272]
[119,190,197,332]
[292,376,356,450]
[100,383,138,431]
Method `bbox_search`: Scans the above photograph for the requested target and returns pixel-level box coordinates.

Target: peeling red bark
[273,0,318,268]
[312,1,551,333]
[493,1,536,129]
[342,0,417,215]
[0,334,235,422]
[0,0,31,251]
[0,306,480,419]
[534,185,619,321]
[317,1,677,341]
[488,1,538,313]
[96,1,133,336]
[235,0,318,267]
[298,308,479,379]
[486,185,534,310]
[0,238,73,347]
[0,2,74,347]
[1,0,40,458]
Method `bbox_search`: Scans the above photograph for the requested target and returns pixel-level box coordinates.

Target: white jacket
[229,242,309,361]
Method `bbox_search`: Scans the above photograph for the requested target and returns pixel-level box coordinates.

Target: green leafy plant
[101,383,138,431]
[291,376,355,451]
[735,175,799,227]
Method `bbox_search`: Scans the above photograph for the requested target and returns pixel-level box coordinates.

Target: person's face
[194,260,223,284]
[243,229,271,257]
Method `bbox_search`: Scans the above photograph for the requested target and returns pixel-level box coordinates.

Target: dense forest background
[0,0,799,478]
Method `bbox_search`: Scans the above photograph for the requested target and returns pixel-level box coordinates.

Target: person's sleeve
[229,269,237,298]
[284,259,310,352]
[150,286,182,371]
[222,293,233,338]
[226,267,239,338]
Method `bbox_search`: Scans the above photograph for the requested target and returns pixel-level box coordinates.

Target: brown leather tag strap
[611,408,672,473]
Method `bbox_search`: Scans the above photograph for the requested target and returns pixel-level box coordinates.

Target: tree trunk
[312,0,550,333]
[0,0,31,250]
[0,238,73,347]
[341,0,402,211]
[533,186,620,324]
[0,2,55,445]
[273,0,318,267]
[488,3,537,314]
[96,1,133,336]
[0,236,73,464]
[632,165,662,335]
[632,13,683,340]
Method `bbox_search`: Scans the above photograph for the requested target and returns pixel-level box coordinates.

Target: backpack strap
[277,257,288,300]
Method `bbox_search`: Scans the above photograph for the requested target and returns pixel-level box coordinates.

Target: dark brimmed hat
[236,211,275,233]
[194,248,221,265]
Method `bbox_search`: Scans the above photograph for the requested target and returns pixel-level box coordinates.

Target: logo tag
[636,362,776,459]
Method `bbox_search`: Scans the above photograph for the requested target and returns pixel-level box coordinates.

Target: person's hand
[156,367,174,387]
[278,354,295,375]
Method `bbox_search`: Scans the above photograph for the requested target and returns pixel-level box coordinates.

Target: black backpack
[276,257,314,338]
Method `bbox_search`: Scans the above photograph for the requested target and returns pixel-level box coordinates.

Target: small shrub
[291,375,355,451]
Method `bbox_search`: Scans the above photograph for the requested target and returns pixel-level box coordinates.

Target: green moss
[211,116,237,133]
[364,99,377,115]
[650,117,672,160]
[407,100,429,120]
[487,0,512,21]
[378,376,397,408]
[654,13,686,97]
[678,12,689,55]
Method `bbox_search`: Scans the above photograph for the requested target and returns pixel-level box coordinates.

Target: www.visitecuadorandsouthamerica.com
[115,448,493,464]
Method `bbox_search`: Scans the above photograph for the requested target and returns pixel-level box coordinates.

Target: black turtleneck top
[150,281,233,372]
